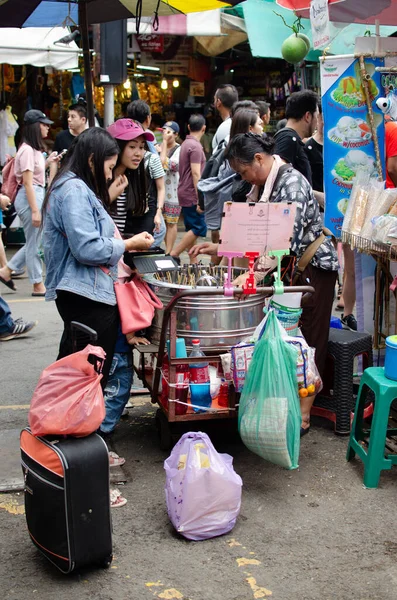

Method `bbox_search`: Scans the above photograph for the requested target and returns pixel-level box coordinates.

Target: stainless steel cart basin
[144,266,265,351]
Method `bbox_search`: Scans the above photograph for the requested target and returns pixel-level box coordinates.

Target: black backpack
[198,140,227,210]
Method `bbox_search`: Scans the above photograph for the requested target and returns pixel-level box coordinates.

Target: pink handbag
[114,275,163,334]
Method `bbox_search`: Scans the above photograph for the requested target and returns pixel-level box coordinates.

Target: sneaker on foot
[341,313,357,331]
[0,319,38,341]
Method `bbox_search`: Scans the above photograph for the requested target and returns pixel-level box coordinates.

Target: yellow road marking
[146,582,164,588]
[0,494,25,515]
[246,576,272,598]
[237,558,261,567]
[158,590,183,599]
[0,405,30,410]
[228,538,242,547]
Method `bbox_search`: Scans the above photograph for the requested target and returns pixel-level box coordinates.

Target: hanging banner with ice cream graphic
[321,56,385,237]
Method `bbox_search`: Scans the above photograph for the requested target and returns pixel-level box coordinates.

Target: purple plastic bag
[164,432,242,541]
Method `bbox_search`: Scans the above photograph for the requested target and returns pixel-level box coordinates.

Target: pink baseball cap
[107,118,155,142]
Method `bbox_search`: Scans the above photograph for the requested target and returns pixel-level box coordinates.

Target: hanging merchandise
[164,432,242,541]
[238,310,301,470]
[275,12,311,64]
[309,0,330,50]
[0,106,18,166]
[321,56,386,237]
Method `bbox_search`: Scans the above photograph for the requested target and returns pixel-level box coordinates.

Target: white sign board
[310,0,330,50]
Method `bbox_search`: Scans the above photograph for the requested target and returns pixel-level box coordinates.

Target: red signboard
[136,35,164,53]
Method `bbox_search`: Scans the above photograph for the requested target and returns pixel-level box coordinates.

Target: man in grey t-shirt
[212,84,238,154]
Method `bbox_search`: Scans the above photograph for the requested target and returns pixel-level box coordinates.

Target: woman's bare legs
[164,223,178,255]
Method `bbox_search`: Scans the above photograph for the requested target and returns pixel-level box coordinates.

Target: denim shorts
[181,205,207,237]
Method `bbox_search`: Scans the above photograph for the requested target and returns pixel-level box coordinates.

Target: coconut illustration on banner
[328,116,372,148]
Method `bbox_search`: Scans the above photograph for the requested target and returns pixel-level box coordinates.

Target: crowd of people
[1,85,371,502]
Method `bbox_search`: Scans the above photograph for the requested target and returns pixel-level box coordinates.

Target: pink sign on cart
[218,202,297,256]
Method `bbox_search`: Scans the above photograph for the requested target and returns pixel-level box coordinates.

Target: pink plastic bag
[28,345,106,437]
[164,432,242,541]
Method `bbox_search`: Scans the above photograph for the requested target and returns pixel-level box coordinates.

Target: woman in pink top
[0,110,58,296]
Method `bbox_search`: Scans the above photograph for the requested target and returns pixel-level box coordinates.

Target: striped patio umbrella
[0,0,245,123]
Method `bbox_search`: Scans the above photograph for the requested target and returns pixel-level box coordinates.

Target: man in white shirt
[212,84,238,154]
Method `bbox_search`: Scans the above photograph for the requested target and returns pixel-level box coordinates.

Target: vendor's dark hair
[20,122,46,152]
[230,110,261,139]
[230,100,258,117]
[285,90,319,121]
[113,137,148,217]
[126,100,151,124]
[224,132,274,165]
[42,128,119,215]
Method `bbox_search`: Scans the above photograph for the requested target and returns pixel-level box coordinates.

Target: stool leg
[334,352,355,435]
[363,397,389,489]
[347,381,366,462]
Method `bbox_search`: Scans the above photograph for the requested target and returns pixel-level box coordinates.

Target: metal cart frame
[138,285,314,448]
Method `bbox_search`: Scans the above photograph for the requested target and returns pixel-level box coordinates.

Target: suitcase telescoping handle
[70,321,103,374]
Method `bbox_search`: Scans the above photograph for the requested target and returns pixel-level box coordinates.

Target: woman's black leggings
[55,291,119,389]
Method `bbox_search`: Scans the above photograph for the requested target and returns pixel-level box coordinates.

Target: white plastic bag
[164,432,242,541]
[372,214,397,245]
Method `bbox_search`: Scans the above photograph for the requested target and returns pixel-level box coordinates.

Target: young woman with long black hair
[107,119,165,242]
[42,127,153,387]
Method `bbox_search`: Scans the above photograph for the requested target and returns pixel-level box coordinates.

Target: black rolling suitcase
[20,322,112,573]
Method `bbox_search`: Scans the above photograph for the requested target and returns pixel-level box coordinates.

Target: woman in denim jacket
[42,128,153,386]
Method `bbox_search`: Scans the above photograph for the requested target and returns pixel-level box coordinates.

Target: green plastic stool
[347,367,397,488]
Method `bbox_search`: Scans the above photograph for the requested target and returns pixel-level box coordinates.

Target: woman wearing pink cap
[107,119,165,240]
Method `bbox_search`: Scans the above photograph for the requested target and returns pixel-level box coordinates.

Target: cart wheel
[100,555,113,568]
[155,409,173,451]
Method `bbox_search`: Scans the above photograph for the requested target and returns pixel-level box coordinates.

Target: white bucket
[271,292,302,309]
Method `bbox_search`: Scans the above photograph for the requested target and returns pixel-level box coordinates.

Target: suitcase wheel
[100,555,113,569]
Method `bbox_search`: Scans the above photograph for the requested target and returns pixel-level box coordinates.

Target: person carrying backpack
[0,110,58,295]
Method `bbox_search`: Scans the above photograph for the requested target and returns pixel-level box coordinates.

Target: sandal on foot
[109,451,125,468]
[110,487,127,508]
[300,426,310,437]
[0,275,16,291]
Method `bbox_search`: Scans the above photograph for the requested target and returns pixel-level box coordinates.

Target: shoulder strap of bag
[293,227,336,280]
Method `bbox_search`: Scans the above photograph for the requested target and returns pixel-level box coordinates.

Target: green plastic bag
[238,309,301,469]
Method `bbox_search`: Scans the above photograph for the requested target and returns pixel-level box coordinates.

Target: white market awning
[0,27,79,70]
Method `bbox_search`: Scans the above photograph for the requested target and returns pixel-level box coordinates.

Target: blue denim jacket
[43,172,125,305]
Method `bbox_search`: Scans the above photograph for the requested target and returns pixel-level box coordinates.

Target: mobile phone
[58,149,68,159]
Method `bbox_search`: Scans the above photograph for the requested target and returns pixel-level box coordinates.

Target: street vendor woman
[190,133,339,435]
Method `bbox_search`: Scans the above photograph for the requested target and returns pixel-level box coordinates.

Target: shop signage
[136,35,164,53]
[321,56,386,237]
[310,0,330,50]
[189,81,205,97]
